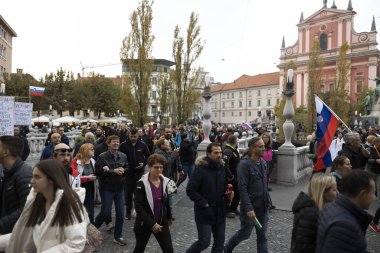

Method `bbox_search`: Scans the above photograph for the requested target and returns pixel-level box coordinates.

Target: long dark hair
[26,159,84,227]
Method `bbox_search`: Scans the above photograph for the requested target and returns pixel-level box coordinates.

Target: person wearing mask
[0,136,32,234]
[0,159,87,252]
[290,174,337,253]
[94,135,128,246]
[331,155,352,192]
[316,170,376,253]
[133,154,174,253]
[119,128,150,220]
[224,137,270,253]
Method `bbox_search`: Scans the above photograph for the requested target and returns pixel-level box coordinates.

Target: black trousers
[227,178,240,212]
[125,173,143,214]
[133,226,174,253]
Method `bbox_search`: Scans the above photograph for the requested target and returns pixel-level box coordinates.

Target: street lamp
[0,83,5,95]
[49,105,53,129]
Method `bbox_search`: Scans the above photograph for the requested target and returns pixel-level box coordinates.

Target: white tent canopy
[80,118,99,123]
[52,116,82,123]
[31,115,50,123]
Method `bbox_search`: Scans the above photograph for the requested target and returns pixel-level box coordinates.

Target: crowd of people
[0,121,378,252]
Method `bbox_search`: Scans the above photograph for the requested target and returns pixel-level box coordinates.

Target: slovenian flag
[314,95,339,171]
[29,86,45,96]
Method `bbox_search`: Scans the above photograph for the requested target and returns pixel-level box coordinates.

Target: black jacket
[94,142,108,161]
[95,150,128,191]
[179,140,197,164]
[316,194,373,253]
[186,156,227,224]
[119,139,150,176]
[338,145,368,170]
[223,144,240,177]
[366,146,380,174]
[0,159,32,234]
[290,192,319,253]
[154,148,182,179]
[133,173,172,232]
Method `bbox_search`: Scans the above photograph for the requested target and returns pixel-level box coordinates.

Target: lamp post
[0,83,5,95]
[280,69,295,149]
[49,105,53,129]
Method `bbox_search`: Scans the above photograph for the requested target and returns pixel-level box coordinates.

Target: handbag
[81,223,103,253]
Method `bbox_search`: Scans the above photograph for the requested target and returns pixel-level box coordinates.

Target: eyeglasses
[54,148,73,153]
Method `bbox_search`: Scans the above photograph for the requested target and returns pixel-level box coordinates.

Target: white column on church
[299,29,303,53]
[296,73,302,107]
[346,19,352,45]
[369,63,377,89]
[328,32,332,50]
[303,73,309,106]
[305,27,310,52]
[338,19,343,47]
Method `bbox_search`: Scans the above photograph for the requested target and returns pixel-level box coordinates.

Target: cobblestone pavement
[96,182,380,253]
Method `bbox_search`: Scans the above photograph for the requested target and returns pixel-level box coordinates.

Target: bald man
[40,133,61,160]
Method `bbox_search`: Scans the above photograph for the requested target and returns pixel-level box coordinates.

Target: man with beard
[224,137,270,253]
[119,128,150,220]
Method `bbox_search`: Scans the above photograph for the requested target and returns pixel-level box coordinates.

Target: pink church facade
[278,1,379,107]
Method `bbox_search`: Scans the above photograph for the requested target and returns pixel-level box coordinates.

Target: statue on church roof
[323,0,327,8]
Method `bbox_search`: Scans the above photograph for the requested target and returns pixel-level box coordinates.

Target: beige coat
[0,188,87,253]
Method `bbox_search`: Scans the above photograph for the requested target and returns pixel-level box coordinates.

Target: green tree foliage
[80,74,121,118]
[43,68,75,117]
[170,12,204,124]
[120,0,154,126]
[307,41,324,132]
[329,42,351,124]
[156,73,170,122]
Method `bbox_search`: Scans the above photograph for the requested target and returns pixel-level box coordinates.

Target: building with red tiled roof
[209,72,280,124]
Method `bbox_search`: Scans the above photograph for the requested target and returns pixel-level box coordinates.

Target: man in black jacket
[119,128,150,220]
[13,126,30,161]
[338,132,370,170]
[316,170,375,253]
[0,136,32,234]
[177,132,197,187]
[94,135,129,246]
[186,143,228,253]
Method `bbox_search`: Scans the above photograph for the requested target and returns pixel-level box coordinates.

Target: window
[239,101,242,108]
[320,34,327,50]
[231,112,234,116]
[231,102,234,108]
[227,93,230,99]
[329,83,334,91]
[320,85,325,93]
[222,93,225,99]
[277,88,280,94]
[151,77,157,85]
[231,93,234,99]
[257,90,261,96]
[215,113,217,117]
[248,100,252,107]
[239,112,242,116]
[222,102,225,108]
[151,90,157,99]
[267,89,271,95]
[248,111,252,116]
[239,92,242,98]
[122,65,129,72]
[222,112,225,117]
[357,81,363,93]
[267,99,271,106]
[248,91,252,97]
[257,100,261,107]
[151,105,157,115]
[276,99,280,104]
[164,67,168,73]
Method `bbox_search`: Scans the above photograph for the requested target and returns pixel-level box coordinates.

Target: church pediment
[299,8,353,25]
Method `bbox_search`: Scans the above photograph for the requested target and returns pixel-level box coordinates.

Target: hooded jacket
[290,192,319,253]
[133,172,172,232]
[119,139,150,176]
[186,156,227,224]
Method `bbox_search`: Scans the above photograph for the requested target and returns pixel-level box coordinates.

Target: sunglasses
[54,148,73,153]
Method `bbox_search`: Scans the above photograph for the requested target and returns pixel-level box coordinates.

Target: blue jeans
[186,222,225,253]
[95,190,125,239]
[176,162,195,187]
[224,211,268,253]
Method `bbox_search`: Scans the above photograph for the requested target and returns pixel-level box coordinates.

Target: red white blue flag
[314,96,339,171]
[29,86,45,97]
[242,121,252,130]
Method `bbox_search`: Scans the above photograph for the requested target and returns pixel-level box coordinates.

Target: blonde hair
[307,174,336,210]
[74,143,94,163]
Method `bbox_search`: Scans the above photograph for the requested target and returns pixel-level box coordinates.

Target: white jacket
[0,188,87,253]
[71,158,96,188]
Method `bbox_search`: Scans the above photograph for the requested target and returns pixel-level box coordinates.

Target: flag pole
[315,95,352,132]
